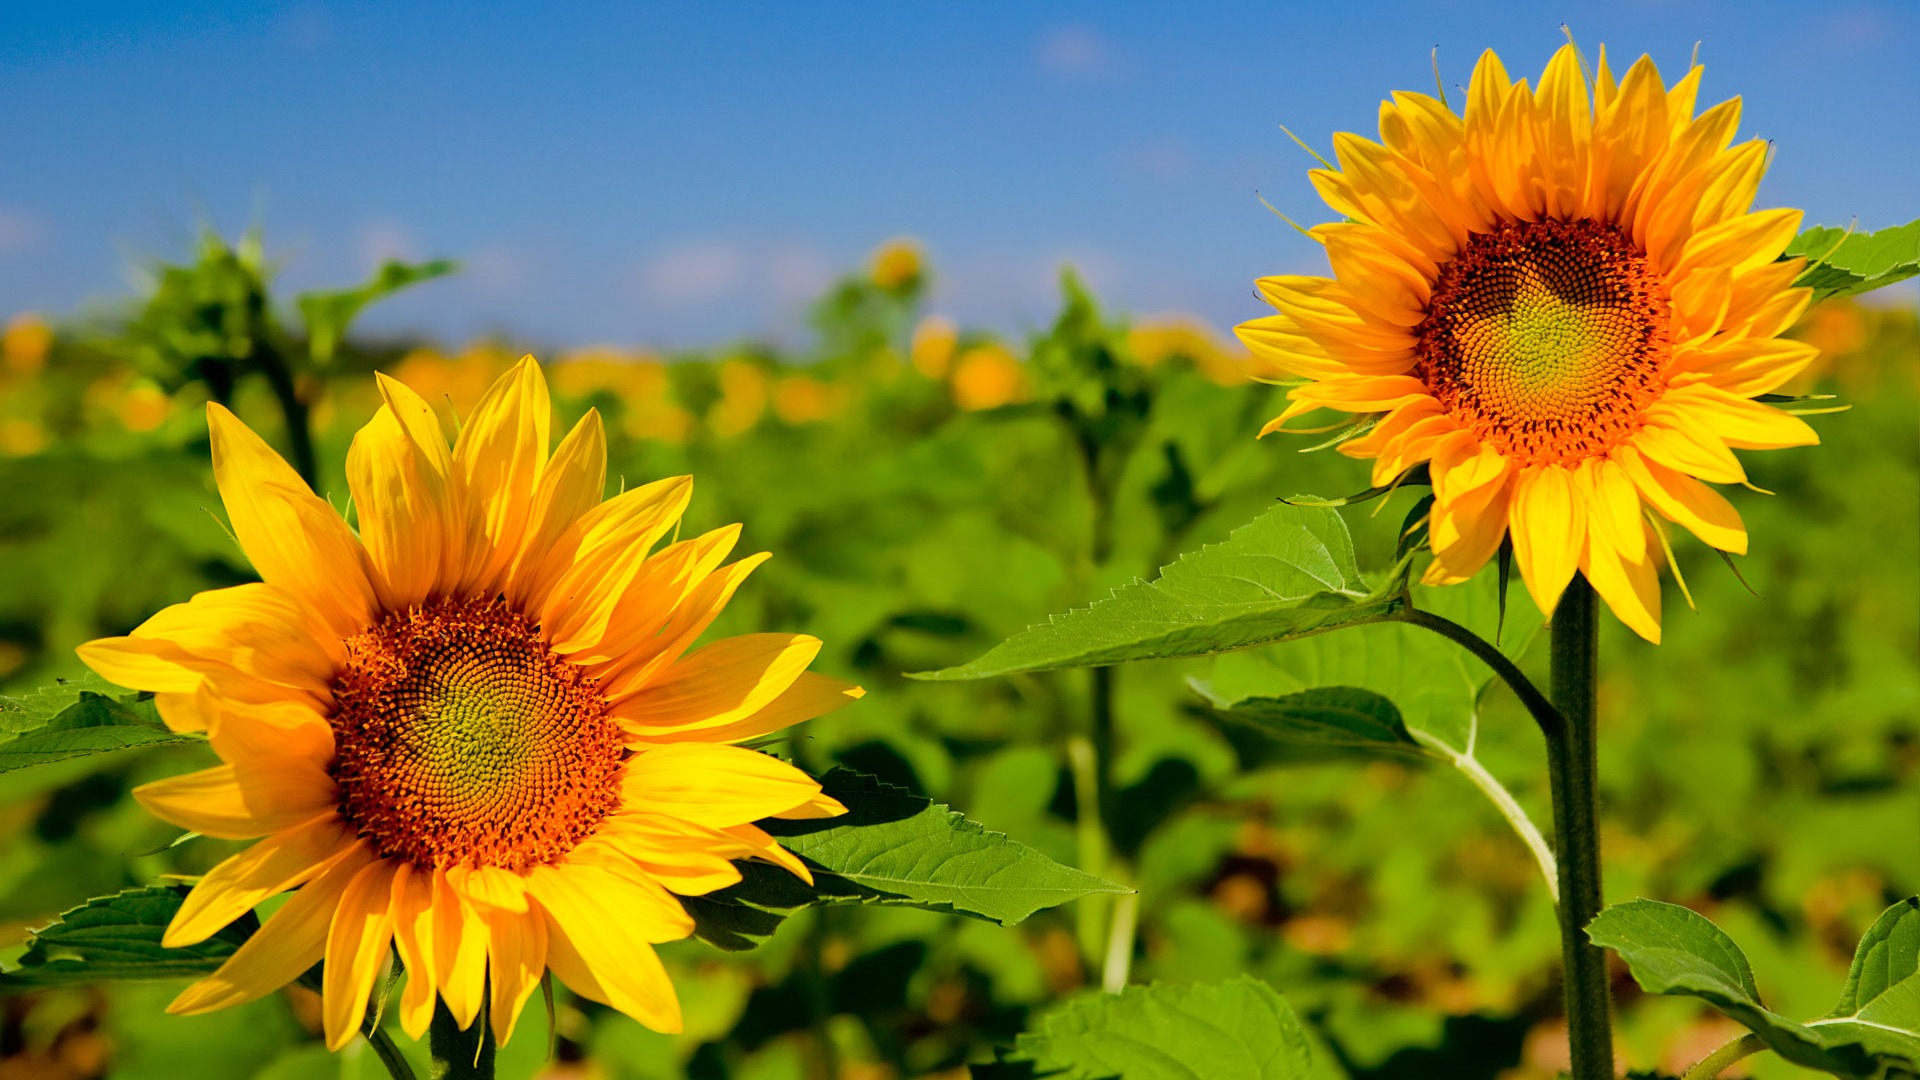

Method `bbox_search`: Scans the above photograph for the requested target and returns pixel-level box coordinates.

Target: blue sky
[2,1,1915,348]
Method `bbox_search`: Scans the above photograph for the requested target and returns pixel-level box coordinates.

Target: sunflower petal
[167,841,372,1016]
[164,815,356,948]
[206,405,375,636]
[321,860,398,1051]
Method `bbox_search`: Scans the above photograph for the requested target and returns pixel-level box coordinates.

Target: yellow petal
[1616,446,1748,554]
[503,410,607,609]
[1662,384,1820,450]
[455,356,552,596]
[1509,465,1584,618]
[322,860,398,1051]
[207,404,375,636]
[133,762,335,840]
[1635,410,1747,484]
[1534,43,1593,219]
[1582,524,1662,644]
[595,552,772,700]
[486,907,548,1046]
[1575,458,1647,564]
[431,865,489,1030]
[168,841,372,1016]
[165,815,356,948]
[348,376,466,610]
[577,526,742,667]
[539,476,695,653]
[612,633,820,737]
[623,671,865,747]
[532,864,686,1032]
[390,863,438,1041]
[622,743,825,829]
[586,820,747,896]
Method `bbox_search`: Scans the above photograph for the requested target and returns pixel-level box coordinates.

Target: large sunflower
[1239,44,1821,642]
[77,357,863,1049]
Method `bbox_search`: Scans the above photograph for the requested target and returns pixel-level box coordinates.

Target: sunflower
[1238,44,1821,642]
[76,357,863,1049]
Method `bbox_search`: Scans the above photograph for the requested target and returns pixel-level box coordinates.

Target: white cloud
[1037,25,1113,79]
[354,218,423,267]
[1119,138,1195,182]
[0,207,48,254]
[636,239,748,305]
[764,244,835,306]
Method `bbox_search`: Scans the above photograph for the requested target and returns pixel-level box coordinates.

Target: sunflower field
[4,43,1920,1080]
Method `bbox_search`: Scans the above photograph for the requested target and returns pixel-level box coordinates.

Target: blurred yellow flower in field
[951,343,1026,411]
[870,238,925,292]
[0,417,48,456]
[773,375,843,425]
[77,357,861,1050]
[709,359,768,437]
[1239,44,1822,642]
[118,381,173,433]
[911,315,959,379]
[3,315,52,376]
[1128,316,1255,385]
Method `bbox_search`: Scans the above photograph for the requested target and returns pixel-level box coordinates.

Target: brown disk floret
[1414,218,1673,467]
[330,597,626,873]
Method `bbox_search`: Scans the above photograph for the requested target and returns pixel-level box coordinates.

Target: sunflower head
[1239,43,1822,642]
[77,357,863,1050]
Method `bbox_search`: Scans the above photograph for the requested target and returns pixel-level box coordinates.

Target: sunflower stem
[365,1023,419,1080]
[1547,576,1612,1078]
[428,1001,495,1080]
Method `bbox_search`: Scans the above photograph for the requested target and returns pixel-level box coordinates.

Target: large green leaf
[688,768,1127,950]
[1588,899,1920,1077]
[1786,220,1920,301]
[0,677,199,774]
[910,504,1399,681]
[984,977,1314,1079]
[0,886,256,989]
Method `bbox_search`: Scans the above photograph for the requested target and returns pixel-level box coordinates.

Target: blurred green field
[0,238,1915,1080]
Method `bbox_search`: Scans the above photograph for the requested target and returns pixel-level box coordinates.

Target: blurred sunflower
[1239,43,1820,641]
[77,357,862,1049]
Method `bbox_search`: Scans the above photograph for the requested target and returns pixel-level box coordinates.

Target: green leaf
[1204,686,1423,765]
[0,678,198,774]
[1786,220,1920,301]
[1195,575,1535,757]
[297,258,457,365]
[1588,899,1920,1077]
[0,886,256,989]
[998,977,1314,1079]
[910,504,1399,681]
[687,768,1127,950]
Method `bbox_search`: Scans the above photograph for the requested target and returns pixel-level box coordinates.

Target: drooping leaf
[910,504,1398,681]
[1202,686,1423,766]
[1786,220,1920,301]
[995,977,1314,1079]
[0,886,256,989]
[688,768,1127,950]
[1195,575,1536,757]
[0,678,198,774]
[1588,899,1920,1077]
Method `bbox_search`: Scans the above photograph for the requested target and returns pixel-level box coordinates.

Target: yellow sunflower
[1238,44,1821,642]
[76,357,863,1049]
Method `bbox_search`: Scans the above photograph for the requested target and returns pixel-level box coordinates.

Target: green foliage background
[0,240,1914,1079]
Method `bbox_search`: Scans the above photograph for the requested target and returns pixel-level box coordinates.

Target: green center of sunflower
[1414,218,1671,465]
[329,598,626,873]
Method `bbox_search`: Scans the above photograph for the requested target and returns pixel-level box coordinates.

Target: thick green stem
[1547,576,1612,1078]
[254,344,320,490]
[1682,1033,1767,1080]
[428,1000,494,1080]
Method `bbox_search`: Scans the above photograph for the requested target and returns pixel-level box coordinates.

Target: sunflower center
[329,598,625,873]
[1414,218,1671,465]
